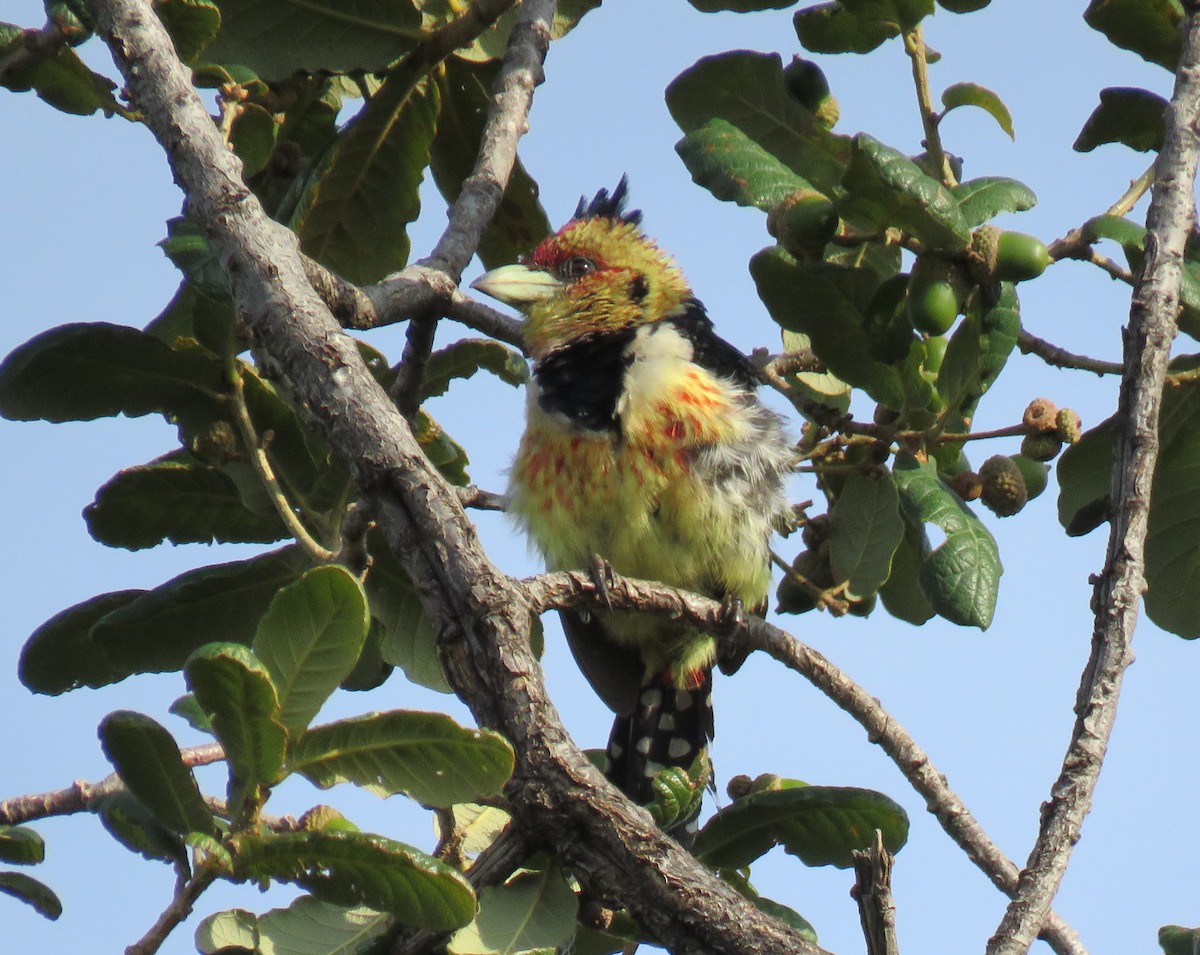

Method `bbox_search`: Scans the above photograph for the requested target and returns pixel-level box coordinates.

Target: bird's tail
[603,669,714,839]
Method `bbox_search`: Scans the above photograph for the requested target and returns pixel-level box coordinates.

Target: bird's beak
[470,264,563,307]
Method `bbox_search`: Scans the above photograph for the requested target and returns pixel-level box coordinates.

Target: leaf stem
[228,362,337,563]
[903,26,955,187]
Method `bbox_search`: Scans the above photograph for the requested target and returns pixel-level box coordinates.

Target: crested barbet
[471,179,793,832]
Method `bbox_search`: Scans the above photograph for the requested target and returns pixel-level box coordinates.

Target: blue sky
[2,2,1195,953]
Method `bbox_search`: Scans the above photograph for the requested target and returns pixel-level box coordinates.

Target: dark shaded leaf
[84,457,287,550]
[840,0,934,29]
[1160,925,1200,955]
[98,710,216,837]
[288,710,513,806]
[421,338,529,401]
[230,102,279,177]
[92,546,313,677]
[18,590,141,695]
[415,409,470,485]
[0,827,44,865]
[0,872,61,920]
[233,829,474,929]
[794,3,899,54]
[0,21,119,115]
[155,0,221,64]
[0,322,225,424]
[1074,87,1168,153]
[1083,0,1182,71]
[200,0,419,77]
[292,74,438,285]
[431,58,551,269]
[253,565,370,737]
[877,516,935,625]
[92,790,189,868]
[694,782,909,869]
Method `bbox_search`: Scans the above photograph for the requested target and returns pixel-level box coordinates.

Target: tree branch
[85,2,827,952]
[522,570,1087,955]
[985,12,1200,955]
[851,831,899,955]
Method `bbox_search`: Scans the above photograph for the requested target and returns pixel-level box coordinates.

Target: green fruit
[979,454,1028,517]
[907,277,960,335]
[1020,431,1062,463]
[989,230,1051,282]
[1011,454,1050,500]
[776,548,833,615]
[782,56,839,127]
[768,189,838,257]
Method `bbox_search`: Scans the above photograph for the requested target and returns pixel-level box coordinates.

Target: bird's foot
[586,553,616,613]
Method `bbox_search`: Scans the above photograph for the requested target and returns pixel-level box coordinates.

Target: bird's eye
[559,256,596,281]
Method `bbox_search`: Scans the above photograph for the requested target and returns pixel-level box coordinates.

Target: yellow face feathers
[471,215,692,360]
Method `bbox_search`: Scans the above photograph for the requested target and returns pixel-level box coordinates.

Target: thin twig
[229,363,336,562]
[521,569,1087,955]
[125,864,219,955]
[903,26,954,186]
[0,743,225,826]
[986,12,1200,954]
[1016,330,1124,377]
[390,311,441,419]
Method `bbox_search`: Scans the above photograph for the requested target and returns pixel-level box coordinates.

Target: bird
[471,178,793,832]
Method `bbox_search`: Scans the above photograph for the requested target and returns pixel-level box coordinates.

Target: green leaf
[195,908,259,953]
[92,546,314,678]
[0,22,120,116]
[891,454,1002,628]
[840,0,934,29]
[200,0,420,77]
[718,869,819,943]
[230,102,279,177]
[421,339,529,401]
[793,3,899,54]
[940,81,1014,139]
[1159,925,1200,955]
[951,177,1037,228]
[666,51,850,194]
[423,0,599,62]
[0,322,225,424]
[197,896,392,955]
[935,281,1020,421]
[84,457,287,551]
[253,565,370,738]
[288,710,513,807]
[18,590,140,695]
[415,409,471,485]
[144,281,238,359]
[1083,0,1183,72]
[431,58,551,269]
[877,516,935,625]
[688,0,794,9]
[155,0,221,64]
[1056,421,1113,538]
[186,643,287,817]
[448,864,578,955]
[676,118,815,212]
[693,782,909,869]
[830,472,905,599]
[840,133,971,251]
[160,217,230,299]
[450,804,513,857]
[292,74,438,285]
[171,693,215,734]
[92,790,189,868]
[233,829,474,930]
[365,539,451,693]
[98,710,216,837]
[1074,87,1168,153]
[0,871,62,920]
[750,246,929,412]
[0,827,44,865]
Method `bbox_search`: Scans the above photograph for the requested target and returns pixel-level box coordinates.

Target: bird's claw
[587,554,616,613]
[717,594,745,634]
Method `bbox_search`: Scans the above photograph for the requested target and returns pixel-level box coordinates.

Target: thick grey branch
[986,12,1200,955]
[523,570,1086,955]
[86,2,824,952]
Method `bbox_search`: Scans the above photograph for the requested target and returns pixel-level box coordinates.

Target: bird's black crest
[574,176,643,226]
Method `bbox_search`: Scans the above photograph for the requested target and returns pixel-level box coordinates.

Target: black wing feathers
[533,330,635,432]
[671,298,758,390]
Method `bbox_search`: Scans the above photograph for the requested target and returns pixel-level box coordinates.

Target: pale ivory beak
[470,264,563,307]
